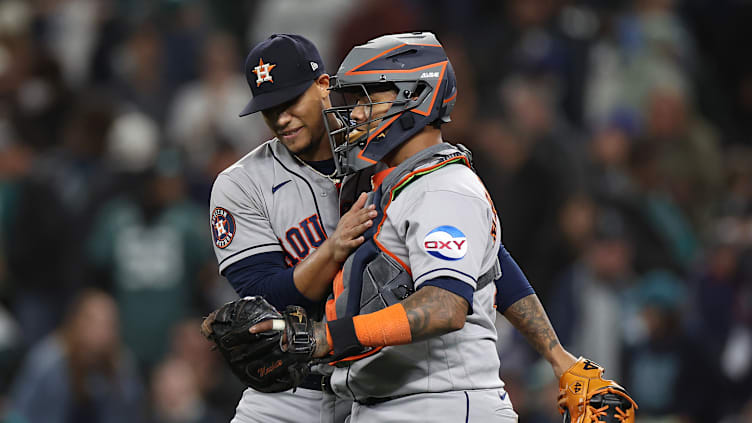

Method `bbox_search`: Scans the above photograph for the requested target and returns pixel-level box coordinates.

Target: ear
[315,74,331,98]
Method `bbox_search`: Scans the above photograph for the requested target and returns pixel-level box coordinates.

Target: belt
[320,375,334,394]
[299,374,323,391]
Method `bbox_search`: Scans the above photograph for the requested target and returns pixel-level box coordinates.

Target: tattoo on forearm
[404,286,468,341]
[503,294,560,357]
[313,322,330,358]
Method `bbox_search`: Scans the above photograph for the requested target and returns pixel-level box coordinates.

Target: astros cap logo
[252,58,277,86]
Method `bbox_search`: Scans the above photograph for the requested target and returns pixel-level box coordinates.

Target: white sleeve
[402,189,496,290]
[209,173,282,273]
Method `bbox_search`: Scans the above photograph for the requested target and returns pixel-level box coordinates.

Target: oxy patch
[423,225,467,261]
[211,207,236,249]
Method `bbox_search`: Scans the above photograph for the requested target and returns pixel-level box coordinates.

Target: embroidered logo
[258,359,283,377]
[211,207,236,249]
[272,180,292,193]
[310,61,319,72]
[571,381,583,394]
[252,58,277,86]
[423,225,467,261]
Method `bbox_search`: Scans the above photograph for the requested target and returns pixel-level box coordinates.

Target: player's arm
[250,279,469,358]
[315,283,468,358]
[503,294,576,378]
[291,192,376,301]
[492,244,576,377]
[215,169,373,310]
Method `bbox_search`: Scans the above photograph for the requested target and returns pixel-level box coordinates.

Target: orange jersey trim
[371,167,396,190]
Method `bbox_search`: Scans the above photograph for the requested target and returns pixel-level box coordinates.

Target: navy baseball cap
[239,34,325,117]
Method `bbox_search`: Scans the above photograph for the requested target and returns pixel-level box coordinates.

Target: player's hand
[249,317,331,358]
[329,192,377,262]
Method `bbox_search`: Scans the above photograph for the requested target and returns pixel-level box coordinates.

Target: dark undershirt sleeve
[419,276,475,314]
[223,251,318,313]
[495,244,536,313]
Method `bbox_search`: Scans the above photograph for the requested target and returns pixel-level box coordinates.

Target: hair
[59,288,121,402]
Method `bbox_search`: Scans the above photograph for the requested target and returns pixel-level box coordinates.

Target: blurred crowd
[0,0,750,422]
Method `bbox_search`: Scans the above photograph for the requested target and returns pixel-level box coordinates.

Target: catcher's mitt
[200,296,315,393]
[559,357,638,423]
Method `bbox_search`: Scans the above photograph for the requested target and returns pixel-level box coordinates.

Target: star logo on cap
[252,58,277,87]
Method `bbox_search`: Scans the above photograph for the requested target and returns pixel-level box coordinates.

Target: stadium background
[0,0,750,421]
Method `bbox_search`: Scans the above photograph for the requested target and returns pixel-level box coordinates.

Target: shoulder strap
[378,143,473,207]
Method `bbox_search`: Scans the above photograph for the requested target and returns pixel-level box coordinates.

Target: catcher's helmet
[323,32,457,176]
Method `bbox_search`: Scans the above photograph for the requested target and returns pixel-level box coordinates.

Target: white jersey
[209,138,339,275]
[210,138,360,423]
[329,145,503,400]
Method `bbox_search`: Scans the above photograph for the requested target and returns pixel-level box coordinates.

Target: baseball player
[251,32,636,423]
[209,34,372,423]
[250,32,515,422]
[316,32,633,423]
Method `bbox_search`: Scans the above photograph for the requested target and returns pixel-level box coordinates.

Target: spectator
[643,84,724,237]
[627,137,700,271]
[622,270,719,421]
[549,207,637,380]
[471,77,583,299]
[148,357,221,423]
[7,94,117,346]
[111,21,172,125]
[166,31,268,170]
[9,289,144,423]
[531,193,598,304]
[586,121,684,274]
[86,150,212,370]
[166,319,242,422]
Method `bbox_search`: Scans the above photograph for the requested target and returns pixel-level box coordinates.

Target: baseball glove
[200,296,315,393]
[559,357,638,423]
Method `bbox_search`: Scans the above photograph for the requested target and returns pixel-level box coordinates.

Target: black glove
[200,296,313,393]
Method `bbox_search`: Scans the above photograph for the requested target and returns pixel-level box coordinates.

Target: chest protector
[326,143,501,362]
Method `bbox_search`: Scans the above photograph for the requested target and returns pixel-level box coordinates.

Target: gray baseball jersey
[329,145,505,402]
[210,138,342,423]
[210,138,340,274]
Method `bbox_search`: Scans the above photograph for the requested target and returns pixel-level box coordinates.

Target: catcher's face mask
[324,82,408,176]
[322,31,457,177]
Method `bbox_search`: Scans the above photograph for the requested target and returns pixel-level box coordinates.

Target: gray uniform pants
[346,388,517,423]
[232,387,352,423]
